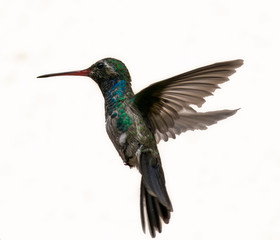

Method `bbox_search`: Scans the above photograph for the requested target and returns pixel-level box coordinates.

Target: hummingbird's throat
[104,80,133,115]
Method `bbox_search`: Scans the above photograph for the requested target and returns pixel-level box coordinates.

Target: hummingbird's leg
[124,158,134,167]
[124,150,138,167]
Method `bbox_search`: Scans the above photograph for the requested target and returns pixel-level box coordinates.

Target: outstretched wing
[134,59,243,143]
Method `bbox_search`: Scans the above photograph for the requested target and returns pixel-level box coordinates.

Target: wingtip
[222,108,240,117]
[233,108,241,114]
[237,59,244,65]
[232,59,244,68]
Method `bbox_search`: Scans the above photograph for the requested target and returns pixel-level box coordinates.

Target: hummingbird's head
[88,58,131,86]
[37,58,132,89]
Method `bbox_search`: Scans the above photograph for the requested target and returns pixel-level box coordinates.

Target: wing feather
[134,59,243,143]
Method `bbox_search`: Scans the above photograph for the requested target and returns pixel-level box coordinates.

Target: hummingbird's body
[105,91,154,168]
[38,58,243,237]
[93,60,173,230]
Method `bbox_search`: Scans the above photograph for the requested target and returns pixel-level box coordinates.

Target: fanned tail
[139,150,173,238]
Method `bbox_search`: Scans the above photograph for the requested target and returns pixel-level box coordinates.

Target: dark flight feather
[134,59,243,143]
[139,150,173,238]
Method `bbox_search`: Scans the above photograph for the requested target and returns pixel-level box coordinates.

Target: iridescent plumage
[38,58,243,237]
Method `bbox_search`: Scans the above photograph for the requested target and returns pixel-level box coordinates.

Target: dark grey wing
[134,59,243,143]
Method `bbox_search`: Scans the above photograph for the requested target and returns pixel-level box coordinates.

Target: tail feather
[139,150,172,237]
[140,180,171,238]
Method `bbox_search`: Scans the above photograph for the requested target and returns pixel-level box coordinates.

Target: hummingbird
[38,58,243,237]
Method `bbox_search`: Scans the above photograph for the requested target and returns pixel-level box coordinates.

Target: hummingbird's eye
[97,62,104,69]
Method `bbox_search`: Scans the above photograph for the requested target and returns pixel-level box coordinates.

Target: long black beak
[37,68,91,78]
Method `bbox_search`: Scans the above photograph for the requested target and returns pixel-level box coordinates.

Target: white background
[1,0,279,239]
